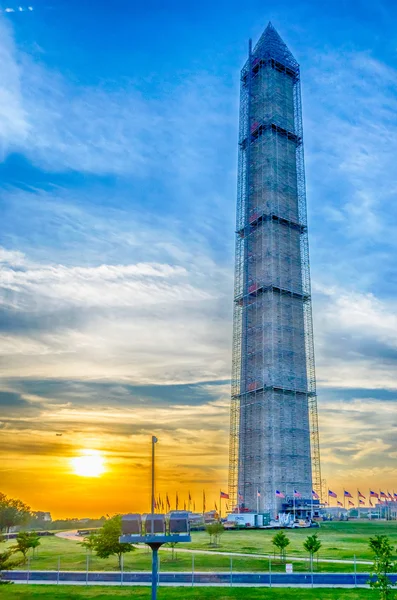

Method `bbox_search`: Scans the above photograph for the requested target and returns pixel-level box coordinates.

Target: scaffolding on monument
[228,23,322,513]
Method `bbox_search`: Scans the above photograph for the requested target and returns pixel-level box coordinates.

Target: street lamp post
[120,436,191,600]
[151,436,157,534]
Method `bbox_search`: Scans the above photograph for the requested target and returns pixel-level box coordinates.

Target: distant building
[33,511,52,522]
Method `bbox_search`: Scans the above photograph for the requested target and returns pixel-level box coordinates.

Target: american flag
[358,491,365,499]
[275,490,285,498]
[370,490,379,498]
[328,490,337,498]
[344,490,353,498]
[293,490,301,498]
[312,490,320,499]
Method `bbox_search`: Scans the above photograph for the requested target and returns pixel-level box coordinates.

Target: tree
[80,532,97,554]
[205,522,224,547]
[166,541,178,561]
[0,494,31,533]
[212,522,224,547]
[0,534,21,585]
[369,535,396,600]
[88,515,134,568]
[0,549,14,585]
[303,533,322,572]
[29,534,41,558]
[12,532,40,563]
[272,531,290,562]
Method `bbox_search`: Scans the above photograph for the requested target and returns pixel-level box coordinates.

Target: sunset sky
[1,0,397,518]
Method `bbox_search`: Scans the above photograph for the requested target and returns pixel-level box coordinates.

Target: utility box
[145,514,166,535]
[122,514,142,535]
[255,513,270,527]
[169,511,189,534]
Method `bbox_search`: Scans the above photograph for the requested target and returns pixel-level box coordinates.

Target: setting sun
[70,450,106,478]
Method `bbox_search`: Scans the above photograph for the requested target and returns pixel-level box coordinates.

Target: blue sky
[1,0,397,515]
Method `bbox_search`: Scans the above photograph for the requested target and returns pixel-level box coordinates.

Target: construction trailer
[229,23,321,517]
[226,512,271,528]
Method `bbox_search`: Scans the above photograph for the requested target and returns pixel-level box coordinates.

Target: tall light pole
[151,436,158,535]
[120,436,191,600]
[150,435,158,600]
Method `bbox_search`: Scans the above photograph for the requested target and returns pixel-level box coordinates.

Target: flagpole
[256,490,259,515]
[220,490,222,520]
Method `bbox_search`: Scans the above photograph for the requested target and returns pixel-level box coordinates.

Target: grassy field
[0,587,381,600]
[2,535,373,573]
[3,521,396,573]
[186,521,397,561]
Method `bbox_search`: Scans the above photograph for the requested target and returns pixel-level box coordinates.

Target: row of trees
[272,531,396,599]
[272,530,321,568]
[28,515,106,532]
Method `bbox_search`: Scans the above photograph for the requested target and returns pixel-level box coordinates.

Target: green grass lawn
[186,520,397,561]
[0,587,380,600]
[2,535,373,573]
[3,521,396,574]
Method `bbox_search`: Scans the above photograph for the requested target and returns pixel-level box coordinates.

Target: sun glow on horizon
[70,449,106,478]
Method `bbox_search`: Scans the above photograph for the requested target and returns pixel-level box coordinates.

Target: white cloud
[0,241,232,383]
[0,19,28,157]
[305,50,397,244]
[316,285,397,343]
[318,397,397,487]
[0,253,197,310]
[313,285,397,389]
[0,16,235,177]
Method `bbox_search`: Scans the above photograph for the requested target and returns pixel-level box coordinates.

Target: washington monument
[229,24,321,515]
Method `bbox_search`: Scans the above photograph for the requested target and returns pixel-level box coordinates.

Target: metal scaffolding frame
[229,23,321,514]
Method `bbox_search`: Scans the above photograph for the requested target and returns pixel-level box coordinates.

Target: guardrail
[2,570,397,587]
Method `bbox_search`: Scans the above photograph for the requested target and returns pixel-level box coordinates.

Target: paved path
[56,530,372,565]
[56,530,81,542]
[162,547,372,565]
